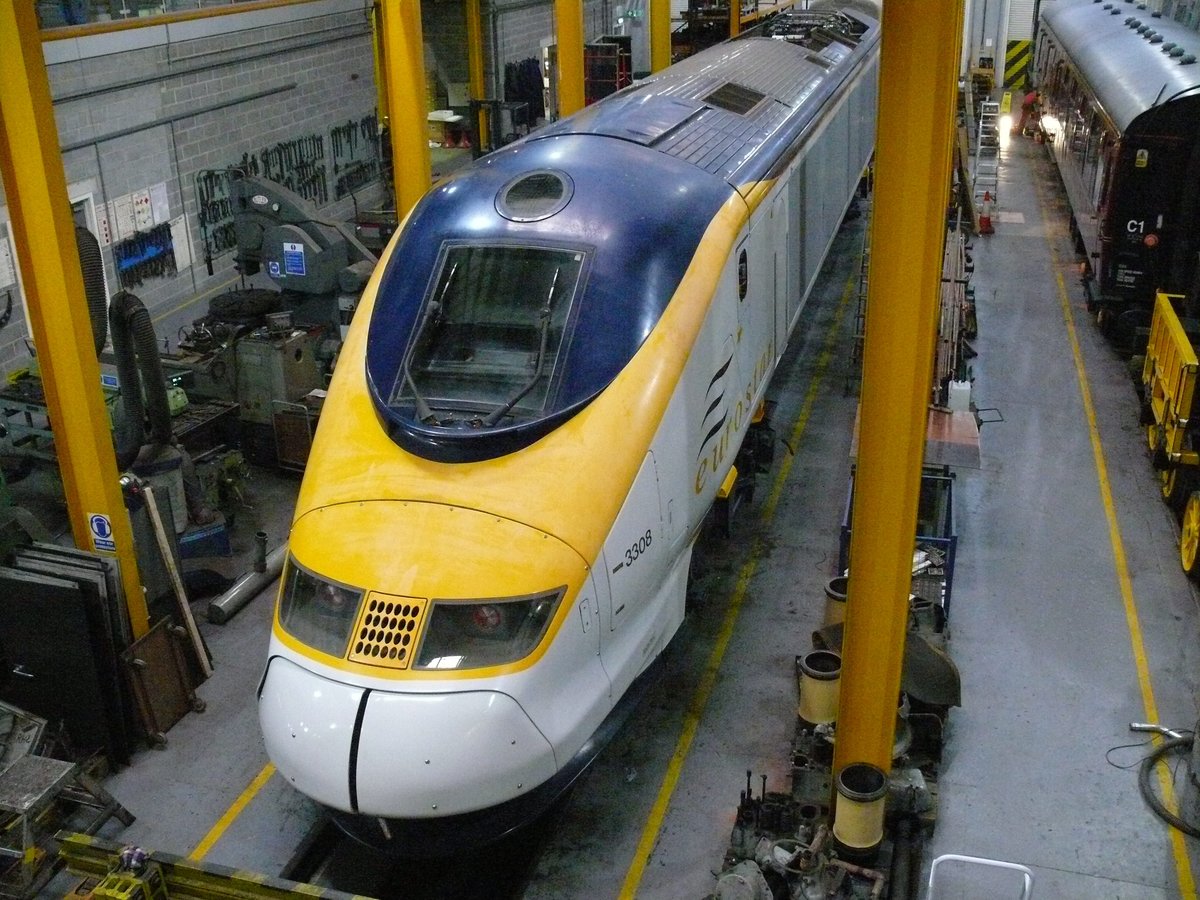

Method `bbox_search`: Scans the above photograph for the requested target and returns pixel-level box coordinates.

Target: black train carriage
[1035,0,1200,351]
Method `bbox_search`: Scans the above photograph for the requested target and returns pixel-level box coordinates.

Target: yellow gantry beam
[465,0,490,149]
[650,0,671,72]
[378,0,432,218]
[0,3,148,637]
[832,0,964,774]
[555,0,585,116]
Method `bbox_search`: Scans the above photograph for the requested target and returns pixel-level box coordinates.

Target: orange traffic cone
[978,190,994,235]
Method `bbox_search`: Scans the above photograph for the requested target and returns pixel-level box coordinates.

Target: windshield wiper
[402,262,457,423]
[480,267,559,428]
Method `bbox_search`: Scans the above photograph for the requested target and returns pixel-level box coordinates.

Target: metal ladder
[846,209,872,394]
[973,100,1001,204]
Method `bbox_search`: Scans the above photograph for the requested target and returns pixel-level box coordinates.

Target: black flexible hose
[1138,735,1200,839]
[75,225,108,355]
[109,291,146,470]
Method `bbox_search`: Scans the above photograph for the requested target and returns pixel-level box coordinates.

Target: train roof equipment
[1040,0,1200,133]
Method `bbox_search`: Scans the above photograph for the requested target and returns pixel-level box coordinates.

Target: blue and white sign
[268,260,281,277]
[88,512,116,552]
[283,241,307,276]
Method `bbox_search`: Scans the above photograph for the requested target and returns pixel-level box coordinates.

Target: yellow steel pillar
[832,0,965,775]
[650,0,671,72]
[465,0,490,149]
[378,0,432,218]
[0,4,148,636]
[556,0,585,116]
[729,0,741,39]
[371,5,389,137]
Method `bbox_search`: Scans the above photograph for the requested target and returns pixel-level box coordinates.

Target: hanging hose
[76,224,108,355]
[1138,734,1200,839]
[109,291,147,470]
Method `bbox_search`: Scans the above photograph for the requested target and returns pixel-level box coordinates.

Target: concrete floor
[20,124,1200,899]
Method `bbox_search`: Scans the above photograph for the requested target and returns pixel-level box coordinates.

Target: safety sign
[88,512,116,552]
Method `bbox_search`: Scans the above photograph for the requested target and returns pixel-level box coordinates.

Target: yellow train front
[258,2,878,852]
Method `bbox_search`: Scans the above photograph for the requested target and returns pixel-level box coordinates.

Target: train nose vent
[495,169,574,222]
[348,593,427,669]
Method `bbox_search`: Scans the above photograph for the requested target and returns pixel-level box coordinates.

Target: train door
[771,188,790,355]
[598,451,667,697]
[1108,135,1189,304]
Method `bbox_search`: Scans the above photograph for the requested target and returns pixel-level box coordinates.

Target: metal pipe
[51,22,365,103]
[60,83,297,153]
[207,544,287,624]
[1131,722,1187,740]
[827,858,886,899]
[254,530,269,573]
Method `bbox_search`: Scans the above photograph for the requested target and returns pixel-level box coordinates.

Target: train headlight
[415,588,565,670]
[277,560,363,658]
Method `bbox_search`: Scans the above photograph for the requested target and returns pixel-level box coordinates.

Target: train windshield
[392,243,585,427]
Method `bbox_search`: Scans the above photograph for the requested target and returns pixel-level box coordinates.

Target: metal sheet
[0,567,130,764]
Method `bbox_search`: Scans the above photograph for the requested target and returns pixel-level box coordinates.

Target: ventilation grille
[348,592,426,668]
[704,82,767,115]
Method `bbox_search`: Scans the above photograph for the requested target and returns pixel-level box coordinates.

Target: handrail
[927,853,1034,899]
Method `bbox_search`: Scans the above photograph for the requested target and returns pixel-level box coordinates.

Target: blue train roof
[1041,0,1200,132]
[363,8,879,462]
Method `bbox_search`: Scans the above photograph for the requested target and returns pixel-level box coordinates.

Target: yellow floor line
[1047,239,1197,896]
[188,762,276,861]
[618,274,857,899]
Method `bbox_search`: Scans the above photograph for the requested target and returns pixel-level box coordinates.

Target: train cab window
[392,243,585,427]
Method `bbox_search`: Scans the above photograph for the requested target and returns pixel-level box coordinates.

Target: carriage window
[392,243,585,426]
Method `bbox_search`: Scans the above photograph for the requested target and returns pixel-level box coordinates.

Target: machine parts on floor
[712,556,955,899]
[708,454,960,898]
[839,467,958,617]
[0,737,133,900]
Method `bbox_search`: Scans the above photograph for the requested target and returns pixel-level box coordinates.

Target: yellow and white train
[258,2,878,852]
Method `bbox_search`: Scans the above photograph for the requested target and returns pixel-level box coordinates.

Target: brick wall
[0,0,624,379]
[0,2,382,375]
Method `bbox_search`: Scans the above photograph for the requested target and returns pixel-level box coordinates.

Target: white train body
[258,5,878,850]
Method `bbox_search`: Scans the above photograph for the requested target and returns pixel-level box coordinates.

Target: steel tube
[207,545,287,624]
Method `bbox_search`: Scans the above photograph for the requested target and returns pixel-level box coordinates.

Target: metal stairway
[973,99,1000,204]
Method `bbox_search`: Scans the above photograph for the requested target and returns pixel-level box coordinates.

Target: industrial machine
[226,171,377,337]
[172,173,378,467]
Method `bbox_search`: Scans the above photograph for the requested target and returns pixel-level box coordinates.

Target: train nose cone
[259,655,556,817]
